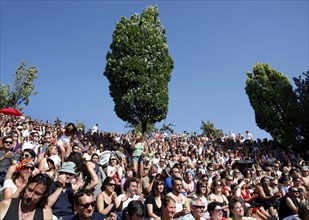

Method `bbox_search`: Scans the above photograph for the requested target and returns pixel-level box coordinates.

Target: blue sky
[1,1,308,139]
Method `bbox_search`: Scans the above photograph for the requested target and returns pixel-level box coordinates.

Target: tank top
[3,198,44,220]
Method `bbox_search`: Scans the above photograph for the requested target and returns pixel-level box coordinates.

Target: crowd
[0,114,308,220]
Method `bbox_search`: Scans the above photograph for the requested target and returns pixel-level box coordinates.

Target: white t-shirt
[2,179,18,195]
[117,194,140,211]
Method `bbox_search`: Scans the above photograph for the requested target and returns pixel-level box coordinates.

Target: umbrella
[0,108,23,116]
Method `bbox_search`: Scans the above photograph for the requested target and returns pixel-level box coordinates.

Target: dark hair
[195,180,208,197]
[2,136,13,144]
[20,173,51,207]
[74,188,94,205]
[22,148,36,158]
[127,200,146,218]
[123,177,138,192]
[172,176,182,186]
[208,201,223,213]
[101,176,115,191]
[151,178,166,197]
[91,153,99,160]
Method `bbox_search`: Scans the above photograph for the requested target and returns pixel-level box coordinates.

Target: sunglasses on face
[108,183,116,187]
[77,201,96,209]
[4,141,13,144]
[22,153,32,158]
[22,166,35,171]
[193,205,205,209]
[292,190,299,193]
[214,208,223,212]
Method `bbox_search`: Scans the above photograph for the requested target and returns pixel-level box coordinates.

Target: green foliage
[104,5,174,134]
[0,61,38,110]
[200,120,224,139]
[292,71,309,150]
[125,122,156,134]
[245,63,300,148]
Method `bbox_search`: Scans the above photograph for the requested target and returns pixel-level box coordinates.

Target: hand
[180,208,190,216]
[57,174,66,188]
[5,151,13,159]
[138,194,144,201]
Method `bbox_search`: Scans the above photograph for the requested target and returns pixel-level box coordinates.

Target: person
[0,136,20,186]
[165,165,188,193]
[185,170,197,198]
[107,154,123,194]
[96,177,119,219]
[145,178,166,219]
[67,152,99,191]
[48,161,79,219]
[142,164,159,196]
[22,131,42,158]
[122,200,151,220]
[278,187,300,220]
[2,159,35,199]
[226,198,257,220]
[0,173,53,220]
[208,180,229,218]
[180,197,206,220]
[254,176,280,216]
[162,196,177,220]
[167,177,190,219]
[192,180,210,218]
[57,122,79,160]
[207,202,226,220]
[70,188,106,220]
[117,177,144,212]
[130,132,147,177]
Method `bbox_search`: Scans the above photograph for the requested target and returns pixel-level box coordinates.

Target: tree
[200,120,224,139]
[0,61,38,110]
[292,71,309,150]
[245,63,299,147]
[104,5,174,134]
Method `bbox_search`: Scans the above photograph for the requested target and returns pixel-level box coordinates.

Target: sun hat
[16,159,35,172]
[47,155,61,168]
[58,161,76,175]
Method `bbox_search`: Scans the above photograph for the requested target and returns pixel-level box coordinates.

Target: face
[75,194,95,219]
[173,180,183,193]
[22,183,47,207]
[91,155,99,164]
[128,181,138,195]
[21,151,34,160]
[59,172,75,183]
[106,180,116,192]
[157,181,164,192]
[191,201,206,218]
[232,202,244,217]
[164,200,176,218]
[21,165,35,176]
[211,206,223,220]
[3,138,13,149]
[110,157,117,165]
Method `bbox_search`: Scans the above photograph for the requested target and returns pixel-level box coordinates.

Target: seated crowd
[0,114,308,220]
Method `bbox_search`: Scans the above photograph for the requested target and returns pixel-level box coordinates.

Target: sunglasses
[193,205,205,209]
[77,201,96,209]
[110,158,116,160]
[33,135,39,138]
[292,190,299,193]
[22,153,32,158]
[22,166,35,171]
[216,184,222,187]
[108,183,116,187]
[214,208,223,212]
[4,141,13,144]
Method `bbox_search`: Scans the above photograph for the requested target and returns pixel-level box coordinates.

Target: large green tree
[104,6,174,134]
[0,61,38,110]
[245,63,300,148]
[292,71,309,150]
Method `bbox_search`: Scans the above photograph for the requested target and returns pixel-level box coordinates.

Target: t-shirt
[117,194,140,211]
[2,179,18,195]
